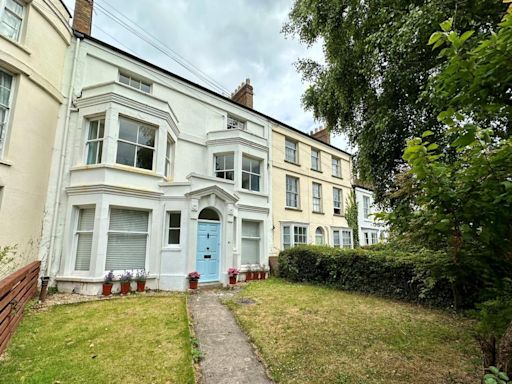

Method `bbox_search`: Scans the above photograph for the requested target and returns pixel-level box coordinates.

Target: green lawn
[0,295,195,384]
[227,279,481,384]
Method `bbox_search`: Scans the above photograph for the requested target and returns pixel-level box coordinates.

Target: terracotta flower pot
[102,283,113,296]
[136,280,146,292]
[259,271,266,280]
[189,280,198,289]
[253,272,260,280]
[245,271,252,281]
[120,282,131,295]
[229,275,237,285]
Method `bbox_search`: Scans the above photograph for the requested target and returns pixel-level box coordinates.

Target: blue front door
[196,221,220,282]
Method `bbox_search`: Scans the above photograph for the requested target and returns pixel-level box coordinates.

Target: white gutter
[45,35,81,277]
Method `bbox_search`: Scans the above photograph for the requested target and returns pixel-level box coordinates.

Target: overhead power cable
[93,0,231,96]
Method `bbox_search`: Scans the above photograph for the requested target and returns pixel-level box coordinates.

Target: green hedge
[278,245,477,308]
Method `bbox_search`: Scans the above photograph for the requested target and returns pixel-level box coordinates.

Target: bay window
[241,156,260,192]
[116,117,156,170]
[74,207,95,271]
[168,212,181,245]
[0,69,13,158]
[0,0,24,41]
[215,153,234,181]
[106,208,149,270]
[282,224,307,249]
[165,135,173,178]
[85,119,105,165]
[241,220,261,265]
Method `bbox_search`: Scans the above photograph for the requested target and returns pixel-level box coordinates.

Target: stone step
[198,282,223,291]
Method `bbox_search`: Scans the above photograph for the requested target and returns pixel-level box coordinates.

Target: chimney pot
[230,77,254,109]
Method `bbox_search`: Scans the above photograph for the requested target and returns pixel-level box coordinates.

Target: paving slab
[189,290,272,384]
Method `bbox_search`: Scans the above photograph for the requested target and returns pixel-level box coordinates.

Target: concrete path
[189,290,273,384]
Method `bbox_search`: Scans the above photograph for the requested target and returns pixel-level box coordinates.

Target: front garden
[227,279,481,384]
[0,295,195,384]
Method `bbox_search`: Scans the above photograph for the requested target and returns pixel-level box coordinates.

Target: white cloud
[64,0,351,152]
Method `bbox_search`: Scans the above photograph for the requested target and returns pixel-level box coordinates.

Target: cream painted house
[0,0,72,276]
[271,125,354,254]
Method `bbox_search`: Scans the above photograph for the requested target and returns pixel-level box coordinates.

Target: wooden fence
[0,261,40,355]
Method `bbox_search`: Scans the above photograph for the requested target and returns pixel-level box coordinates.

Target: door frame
[196,219,222,282]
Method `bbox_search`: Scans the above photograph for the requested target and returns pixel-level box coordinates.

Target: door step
[198,282,223,291]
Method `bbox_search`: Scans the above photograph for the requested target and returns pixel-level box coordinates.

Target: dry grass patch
[0,295,195,384]
[227,279,481,384]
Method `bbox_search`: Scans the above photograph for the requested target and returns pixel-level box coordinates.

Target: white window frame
[72,206,95,272]
[363,195,371,219]
[333,228,353,248]
[214,152,235,181]
[227,115,245,130]
[362,230,378,245]
[165,135,173,179]
[312,182,322,213]
[311,148,321,171]
[0,0,25,42]
[84,118,105,165]
[241,155,261,192]
[167,211,181,246]
[333,188,343,215]
[332,156,341,177]
[285,138,298,163]
[105,207,150,271]
[241,220,261,265]
[286,175,299,208]
[371,231,378,245]
[282,223,308,249]
[0,68,14,159]
[119,71,151,93]
[116,117,156,171]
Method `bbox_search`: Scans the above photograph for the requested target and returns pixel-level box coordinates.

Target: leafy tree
[284,0,506,201]
[386,6,512,373]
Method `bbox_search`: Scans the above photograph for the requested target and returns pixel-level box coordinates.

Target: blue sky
[63,0,351,152]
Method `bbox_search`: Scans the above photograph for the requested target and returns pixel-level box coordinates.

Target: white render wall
[354,187,388,245]
[43,37,273,294]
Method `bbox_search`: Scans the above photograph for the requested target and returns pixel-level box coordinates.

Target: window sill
[71,163,162,178]
[0,159,13,167]
[162,246,182,252]
[285,207,302,212]
[0,33,32,55]
[334,213,345,217]
[238,188,267,197]
[332,175,343,180]
[284,159,301,167]
[312,211,324,215]
[311,168,323,173]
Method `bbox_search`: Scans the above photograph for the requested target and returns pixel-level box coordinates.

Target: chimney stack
[230,78,253,109]
[73,0,94,36]
[311,127,331,145]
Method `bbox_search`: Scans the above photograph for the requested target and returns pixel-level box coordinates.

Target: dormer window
[227,116,245,130]
[119,72,151,93]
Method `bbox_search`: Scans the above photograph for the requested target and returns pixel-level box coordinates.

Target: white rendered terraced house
[43,0,274,294]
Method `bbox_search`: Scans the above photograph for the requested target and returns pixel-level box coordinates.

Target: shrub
[278,245,478,308]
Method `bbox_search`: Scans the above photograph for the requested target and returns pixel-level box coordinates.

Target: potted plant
[259,264,267,280]
[245,266,253,282]
[188,271,200,289]
[252,265,261,280]
[102,270,115,296]
[135,269,148,292]
[228,268,239,285]
[119,271,132,295]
